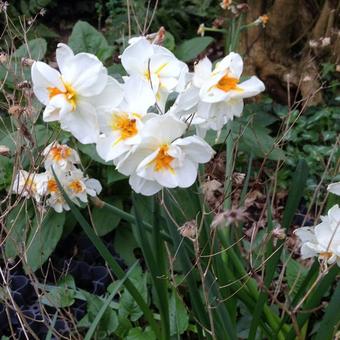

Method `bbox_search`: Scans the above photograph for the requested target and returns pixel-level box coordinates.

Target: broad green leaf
[41,275,76,308]
[78,143,111,165]
[79,292,118,335]
[126,327,156,340]
[68,20,113,61]
[285,258,308,296]
[163,31,175,51]
[119,264,148,322]
[236,122,285,161]
[175,36,214,62]
[169,289,189,336]
[106,168,127,184]
[0,155,13,190]
[5,202,33,258]
[14,38,47,60]
[25,210,65,272]
[91,198,123,236]
[114,226,138,266]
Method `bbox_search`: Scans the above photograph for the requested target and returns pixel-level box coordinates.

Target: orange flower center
[215,74,239,92]
[319,251,333,259]
[69,180,84,194]
[49,145,72,162]
[153,145,174,172]
[25,177,37,193]
[47,179,58,193]
[48,81,77,111]
[111,114,138,143]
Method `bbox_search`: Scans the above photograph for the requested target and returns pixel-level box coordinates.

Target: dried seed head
[197,23,205,37]
[0,52,7,64]
[220,0,232,10]
[212,208,247,228]
[0,145,10,156]
[0,1,8,13]
[21,57,35,67]
[16,80,31,89]
[233,172,245,186]
[8,105,24,118]
[151,27,165,45]
[272,225,286,240]
[179,220,197,240]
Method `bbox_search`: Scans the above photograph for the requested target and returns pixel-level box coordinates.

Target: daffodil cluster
[30,37,265,196]
[295,183,340,267]
[12,142,102,212]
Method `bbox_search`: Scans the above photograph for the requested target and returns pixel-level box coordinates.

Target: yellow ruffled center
[111,113,138,143]
[47,179,58,193]
[153,145,174,172]
[69,180,84,194]
[49,145,72,162]
[215,74,239,92]
[48,81,77,111]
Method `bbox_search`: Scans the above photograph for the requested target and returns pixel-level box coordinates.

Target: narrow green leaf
[286,266,338,339]
[52,169,161,338]
[45,312,58,340]
[315,280,340,340]
[132,194,170,339]
[84,261,139,340]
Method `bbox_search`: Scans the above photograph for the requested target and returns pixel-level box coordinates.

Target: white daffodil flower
[171,54,265,135]
[327,182,340,196]
[46,168,102,212]
[96,76,156,162]
[295,204,340,266]
[121,37,188,109]
[63,168,102,204]
[12,170,48,202]
[31,43,111,144]
[116,115,215,196]
[45,170,70,213]
[43,142,80,171]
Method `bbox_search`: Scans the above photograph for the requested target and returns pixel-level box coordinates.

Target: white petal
[60,101,99,144]
[295,227,317,243]
[116,144,154,176]
[31,61,64,105]
[235,76,265,99]
[142,115,186,143]
[61,53,108,96]
[300,243,318,259]
[91,76,124,110]
[173,136,215,163]
[193,57,212,88]
[215,52,243,79]
[122,75,155,113]
[328,182,340,196]
[43,94,71,122]
[96,134,130,162]
[199,84,229,103]
[86,178,102,196]
[174,158,198,188]
[121,38,153,76]
[129,173,162,196]
[56,43,75,74]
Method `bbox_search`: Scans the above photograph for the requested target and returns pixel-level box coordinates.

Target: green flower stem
[91,198,173,243]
